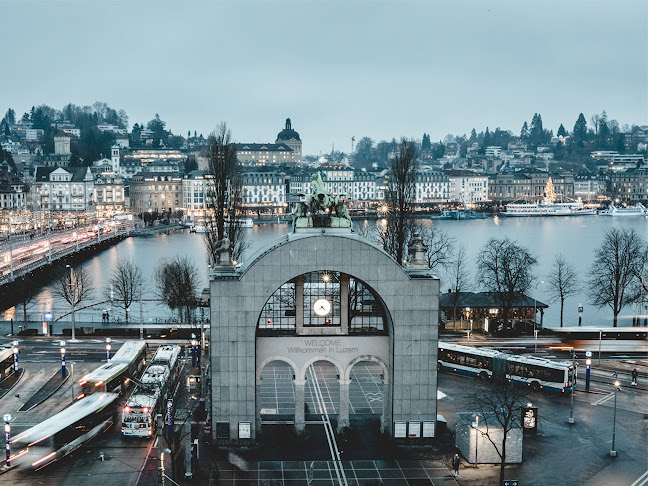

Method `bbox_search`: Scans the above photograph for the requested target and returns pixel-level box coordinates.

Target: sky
[2,0,647,155]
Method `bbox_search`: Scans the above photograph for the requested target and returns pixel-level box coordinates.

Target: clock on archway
[313,298,331,316]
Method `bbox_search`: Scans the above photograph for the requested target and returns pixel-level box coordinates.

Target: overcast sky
[2,0,646,154]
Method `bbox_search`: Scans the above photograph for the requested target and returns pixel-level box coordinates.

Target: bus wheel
[479,371,489,380]
[530,381,540,391]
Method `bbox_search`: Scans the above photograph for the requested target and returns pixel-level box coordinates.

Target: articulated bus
[122,345,182,437]
[438,341,576,392]
[9,393,118,470]
[79,341,147,397]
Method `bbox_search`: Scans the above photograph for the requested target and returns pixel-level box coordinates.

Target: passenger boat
[431,209,486,220]
[598,203,647,216]
[503,197,596,217]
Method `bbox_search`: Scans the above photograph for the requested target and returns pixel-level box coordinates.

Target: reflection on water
[3,217,648,328]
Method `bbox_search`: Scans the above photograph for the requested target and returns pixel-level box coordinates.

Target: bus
[9,393,118,470]
[0,346,16,381]
[122,345,182,438]
[438,341,576,392]
[79,341,147,397]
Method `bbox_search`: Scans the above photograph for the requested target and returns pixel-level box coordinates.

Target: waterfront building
[574,174,606,201]
[123,148,186,165]
[129,172,182,215]
[236,142,294,166]
[182,170,213,219]
[34,166,95,211]
[289,168,382,208]
[446,170,489,204]
[488,173,532,202]
[609,167,648,203]
[0,171,27,210]
[242,171,287,214]
[415,170,450,203]
[94,174,126,215]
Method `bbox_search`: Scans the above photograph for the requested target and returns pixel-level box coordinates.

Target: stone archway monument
[210,176,440,445]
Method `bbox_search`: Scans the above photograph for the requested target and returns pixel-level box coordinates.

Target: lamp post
[533,280,545,333]
[610,373,621,457]
[568,348,576,424]
[191,334,197,368]
[8,217,14,280]
[106,338,111,361]
[466,307,471,343]
[472,415,479,468]
[12,341,18,374]
[71,362,75,403]
[4,414,11,467]
[66,265,78,342]
[534,329,539,355]
[60,341,67,378]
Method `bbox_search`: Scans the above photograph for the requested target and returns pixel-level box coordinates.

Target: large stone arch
[300,355,345,382]
[210,230,440,444]
[344,355,389,383]
[256,356,300,385]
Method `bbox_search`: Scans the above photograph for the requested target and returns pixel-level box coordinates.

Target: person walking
[632,368,638,386]
[452,453,460,477]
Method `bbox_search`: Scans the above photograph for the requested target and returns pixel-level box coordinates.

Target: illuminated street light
[610,373,621,457]
[12,341,18,374]
[106,338,111,361]
[4,414,11,467]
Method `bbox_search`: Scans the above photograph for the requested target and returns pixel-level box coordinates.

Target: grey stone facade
[210,228,439,444]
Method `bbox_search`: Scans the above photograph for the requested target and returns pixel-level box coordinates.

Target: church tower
[111,144,120,174]
[275,118,302,164]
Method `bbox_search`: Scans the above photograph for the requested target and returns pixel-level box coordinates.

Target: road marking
[592,392,614,406]
[631,469,648,486]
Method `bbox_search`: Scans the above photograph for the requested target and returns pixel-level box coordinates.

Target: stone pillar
[381,379,389,434]
[337,378,351,432]
[295,276,304,334]
[340,274,350,333]
[255,380,262,438]
[294,379,306,435]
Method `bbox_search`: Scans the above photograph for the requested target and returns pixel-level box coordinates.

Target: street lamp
[191,334,197,368]
[466,307,471,343]
[472,415,479,468]
[106,338,111,361]
[610,373,621,457]
[568,348,576,424]
[4,414,11,467]
[60,341,67,378]
[533,280,545,333]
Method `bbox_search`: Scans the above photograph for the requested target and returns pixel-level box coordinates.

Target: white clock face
[313,298,331,316]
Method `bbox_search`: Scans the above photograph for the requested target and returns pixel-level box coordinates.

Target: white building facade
[34,166,95,211]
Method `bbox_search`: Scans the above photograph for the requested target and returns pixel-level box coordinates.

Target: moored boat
[598,203,647,216]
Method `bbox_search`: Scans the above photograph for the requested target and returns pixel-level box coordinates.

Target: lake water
[3,216,647,329]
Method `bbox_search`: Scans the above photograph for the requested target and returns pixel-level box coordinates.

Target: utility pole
[8,217,14,280]
[139,288,144,340]
[568,348,575,424]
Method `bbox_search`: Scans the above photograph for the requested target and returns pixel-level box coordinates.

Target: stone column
[340,274,350,334]
[337,378,351,432]
[255,379,262,438]
[381,378,390,434]
[294,379,306,435]
[295,276,304,334]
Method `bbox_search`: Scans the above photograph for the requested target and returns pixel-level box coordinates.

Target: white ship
[503,177,597,217]
[504,197,597,217]
[598,203,647,216]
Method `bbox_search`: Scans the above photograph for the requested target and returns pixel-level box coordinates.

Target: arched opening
[257,359,298,421]
[344,357,389,432]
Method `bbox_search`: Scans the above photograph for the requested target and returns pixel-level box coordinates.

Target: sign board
[585,351,592,357]
[422,421,435,438]
[578,306,584,313]
[503,481,519,486]
[44,313,53,322]
[407,421,421,438]
[394,421,407,438]
[238,422,251,439]
[522,406,538,434]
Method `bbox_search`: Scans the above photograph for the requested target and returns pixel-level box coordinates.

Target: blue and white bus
[438,341,576,392]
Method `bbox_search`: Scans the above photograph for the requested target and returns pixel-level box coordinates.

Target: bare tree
[52,265,94,340]
[379,139,418,264]
[204,123,247,264]
[447,244,471,328]
[12,275,37,331]
[154,256,200,324]
[470,368,531,485]
[588,228,648,327]
[107,259,144,325]
[547,254,580,327]
[476,237,537,331]
[420,225,455,270]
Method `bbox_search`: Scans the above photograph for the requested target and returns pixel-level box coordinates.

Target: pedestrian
[632,368,638,386]
[452,453,460,477]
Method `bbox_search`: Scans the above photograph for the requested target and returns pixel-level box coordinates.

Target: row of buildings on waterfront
[1,118,648,220]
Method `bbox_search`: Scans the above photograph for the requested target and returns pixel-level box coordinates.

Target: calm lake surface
[3,216,647,329]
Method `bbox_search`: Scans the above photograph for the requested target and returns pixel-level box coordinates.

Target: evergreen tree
[529,113,544,145]
[573,113,587,142]
[470,128,477,142]
[598,111,610,148]
[557,124,567,137]
[520,121,529,139]
[2,108,16,126]
[483,127,491,148]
